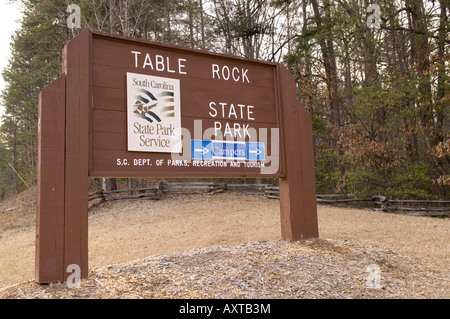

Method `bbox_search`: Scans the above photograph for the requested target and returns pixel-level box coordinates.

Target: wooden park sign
[36,29,318,284]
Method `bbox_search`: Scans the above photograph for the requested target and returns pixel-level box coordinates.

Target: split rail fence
[88,182,450,217]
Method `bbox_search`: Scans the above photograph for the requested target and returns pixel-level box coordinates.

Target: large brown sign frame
[36,29,318,284]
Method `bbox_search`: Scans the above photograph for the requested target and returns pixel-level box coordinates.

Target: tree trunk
[200,0,206,50]
[109,0,115,33]
[436,0,448,140]
[12,125,18,191]
[188,0,195,48]
[310,0,341,129]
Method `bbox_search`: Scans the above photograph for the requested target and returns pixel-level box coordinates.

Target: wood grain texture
[89,31,280,177]
[35,75,66,283]
[91,36,276,88]
[278,65,319,241]
[62,29,91,280]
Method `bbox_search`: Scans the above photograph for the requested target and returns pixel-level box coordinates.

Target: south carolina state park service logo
[133,89,175,123]
[127,72,181,153]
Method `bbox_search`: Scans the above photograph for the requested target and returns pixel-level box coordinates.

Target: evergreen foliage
[0,0,448,199]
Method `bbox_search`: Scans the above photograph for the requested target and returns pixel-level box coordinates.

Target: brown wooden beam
[35,75,66,283]
[278,64,319,241]
[62,29,92,280]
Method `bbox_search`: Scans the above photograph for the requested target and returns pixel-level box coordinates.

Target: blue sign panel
[211,141,247,160]
[191,140,265,161]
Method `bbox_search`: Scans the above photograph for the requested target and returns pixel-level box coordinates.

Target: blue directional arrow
[247,142,265,161]
[191,140,212,160]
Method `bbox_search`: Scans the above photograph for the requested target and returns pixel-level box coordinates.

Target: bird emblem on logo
[133,89,175,123]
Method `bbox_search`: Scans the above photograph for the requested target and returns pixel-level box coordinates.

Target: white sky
[0,1,22,120]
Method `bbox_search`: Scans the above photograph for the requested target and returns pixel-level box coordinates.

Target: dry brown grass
[0,189,448,298]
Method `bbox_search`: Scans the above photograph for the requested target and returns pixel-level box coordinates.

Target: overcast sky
[0,1,22,120]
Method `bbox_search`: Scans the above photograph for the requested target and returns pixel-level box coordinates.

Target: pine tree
[1,0,68,191]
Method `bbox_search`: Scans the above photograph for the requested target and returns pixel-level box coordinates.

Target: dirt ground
[0,186,448,298]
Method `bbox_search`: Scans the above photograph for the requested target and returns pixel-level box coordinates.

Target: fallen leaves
[1,239,448,299]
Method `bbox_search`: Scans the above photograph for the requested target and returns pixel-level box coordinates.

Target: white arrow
[249,148,261,156]
[194,146,209,155]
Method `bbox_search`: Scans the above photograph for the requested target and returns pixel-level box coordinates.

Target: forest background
[0,0,448,200]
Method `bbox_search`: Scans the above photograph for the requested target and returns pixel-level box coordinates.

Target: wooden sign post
[36,29,318,284]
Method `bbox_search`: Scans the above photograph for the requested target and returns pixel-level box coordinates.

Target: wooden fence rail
[88,182,226,208]
[88,185,162,208]
[315,194,450,217]
[226,183,268,195]
[162,182,226,195]
[88,182,450,217]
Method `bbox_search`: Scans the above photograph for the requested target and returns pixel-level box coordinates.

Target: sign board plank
[89,31,282,178]
[91,37,275,88]
[92,80,278,123]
